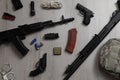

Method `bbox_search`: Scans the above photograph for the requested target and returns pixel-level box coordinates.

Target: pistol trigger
[35,60,40,68]
[79,11,84,16]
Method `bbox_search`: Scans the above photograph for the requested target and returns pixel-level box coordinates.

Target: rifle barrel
[63,11,120,80]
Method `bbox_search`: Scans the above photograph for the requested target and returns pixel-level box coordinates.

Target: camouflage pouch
[99,39,120,79]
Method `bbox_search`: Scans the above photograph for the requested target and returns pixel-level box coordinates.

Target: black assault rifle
[63,10,120,80]
[0,17,74,56]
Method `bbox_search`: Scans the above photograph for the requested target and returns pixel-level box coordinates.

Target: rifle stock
[0,17,74,56]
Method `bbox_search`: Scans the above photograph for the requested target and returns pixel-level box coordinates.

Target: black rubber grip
[12,36,29,56]
[44,33,59,40]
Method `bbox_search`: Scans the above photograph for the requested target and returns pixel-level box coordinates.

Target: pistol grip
[83,14,91,25]
[66,28,77,53]
[12,36,29,56]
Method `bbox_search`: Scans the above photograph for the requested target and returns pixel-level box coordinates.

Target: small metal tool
[0,64,15,80]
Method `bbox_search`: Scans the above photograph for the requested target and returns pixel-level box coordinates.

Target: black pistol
[0,17,74,57]
[76,3,94,25]
[29,53,47,77]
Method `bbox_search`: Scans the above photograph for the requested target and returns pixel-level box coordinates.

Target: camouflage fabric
[99,39,120,78]
[41,1,62,9]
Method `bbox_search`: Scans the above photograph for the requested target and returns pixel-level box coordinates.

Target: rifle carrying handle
[66,28,77,53]
[83,13,91,25]
[12,36,29,56]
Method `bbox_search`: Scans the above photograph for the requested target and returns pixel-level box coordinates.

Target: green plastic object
[53,47,61,55]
